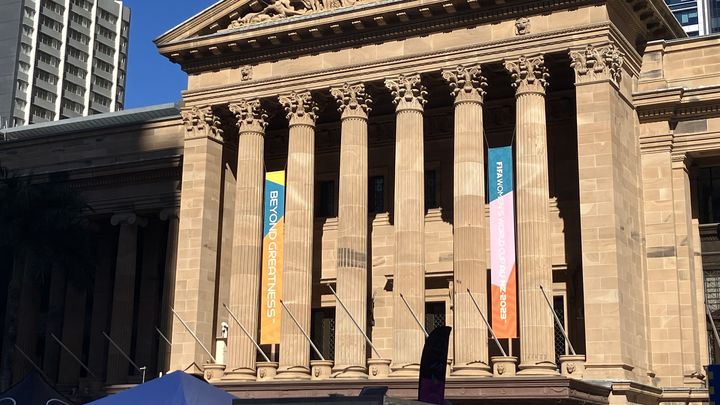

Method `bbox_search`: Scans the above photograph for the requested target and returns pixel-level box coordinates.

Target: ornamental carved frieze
[241,65,253,81]
[181,106,223,141]
[504,55,549,95]
[225,0,372,30]
[569,44,624,84]
[515,17,530,35]
[279,90,318,126]
[330,83,372,119]
[229,99,268,133]
[442,64,487,104]
[385,73,427,112]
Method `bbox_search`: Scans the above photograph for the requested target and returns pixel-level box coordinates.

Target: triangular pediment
[155,0,377,46]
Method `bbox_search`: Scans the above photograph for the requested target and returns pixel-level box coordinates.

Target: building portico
[2,0,719,404]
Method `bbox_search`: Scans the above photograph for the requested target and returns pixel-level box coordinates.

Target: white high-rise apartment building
[0,0,129,128]
[666,0,720,36]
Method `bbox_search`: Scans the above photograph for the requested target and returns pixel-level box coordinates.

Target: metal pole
[170,307,217,363]
[706,303,720,347]
[222,303,272,363]
[327,285,382,358]
[50,333,98,379]
[14,344,49,380]
[467,288,508,357]
[279,300,326,361]
[155,327,172,347]
[538,284,576,356]
[102,332,144,375]
[399,293,429,338]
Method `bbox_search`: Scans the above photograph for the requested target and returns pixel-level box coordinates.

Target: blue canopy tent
[88,371,236,405]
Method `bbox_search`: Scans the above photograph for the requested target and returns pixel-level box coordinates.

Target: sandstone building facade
[1,0,720,404]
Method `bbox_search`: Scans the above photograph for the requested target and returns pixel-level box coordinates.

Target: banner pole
[102,331,146,381]
[706,302,720,348]
[170,308,217,363]
[223,303,272,363]
[279,300,326,361]
[14,344,49,380]
[155,327,172,347]
[328,285,382,358]
[399,293,429,338]
[50,333,98,379]
[467,289,508,357]
[538,284,576,356]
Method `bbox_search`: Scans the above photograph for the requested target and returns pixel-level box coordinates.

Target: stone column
[504,55,556,374]
[571,44,651,381]
[385,73,427,377]
[330,83,372,378]
[442,65,492,376]
[87,232,115,381]
[158,208,179,373]
[224,99,268,380]
[671,154,705,386]
[276,91,318,380]
[134,222,164,376]
[106,213,146,384]
[170,106,224,373]
[57,282,86,385]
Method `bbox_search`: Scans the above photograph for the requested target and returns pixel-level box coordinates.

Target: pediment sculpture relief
[225,0,370,30]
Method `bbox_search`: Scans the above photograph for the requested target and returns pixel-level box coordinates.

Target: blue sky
[123,0,213,108]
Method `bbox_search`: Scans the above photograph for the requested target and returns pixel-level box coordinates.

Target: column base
[203,363,227,382]
[559,355,586,379]
[222,367,256,382]
[367,358,392,379]
[332,365,368,379]
[390,363,420,378]
[256,361,279,381]
[275,366,311,380]
[311,360,334,380]
[451,362,492,377]
[518,361,559,376]
[491,356,518,377]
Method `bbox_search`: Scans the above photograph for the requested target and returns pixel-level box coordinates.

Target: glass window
[310,308,335,360]
[369,175,385,213]
[425,302,446,335]
[317,180,335,218]
[696,167,720,224]
[425,169,438,210]
[674,9,699,25]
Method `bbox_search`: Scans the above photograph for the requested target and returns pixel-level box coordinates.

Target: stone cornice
[634,85,720,123]
[182,23,613,106]
[163,0,610,74]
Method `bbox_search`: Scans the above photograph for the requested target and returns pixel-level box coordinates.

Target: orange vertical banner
[260,171,285,345]
[489,147,517,338]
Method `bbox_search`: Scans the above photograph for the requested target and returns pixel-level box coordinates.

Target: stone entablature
[156,0,681,76]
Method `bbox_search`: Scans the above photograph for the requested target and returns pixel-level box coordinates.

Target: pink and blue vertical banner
[488,146,518,339]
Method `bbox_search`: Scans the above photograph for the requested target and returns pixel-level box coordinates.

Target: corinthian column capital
[181,106,224,142]
[229,99,268,134]
[385,73,427,112]
[504,55,549,95]
[330,83,372,120]
[279,91,318,127]
[442,64,487,104]
[569,44,624,84]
